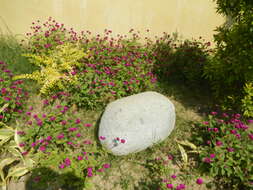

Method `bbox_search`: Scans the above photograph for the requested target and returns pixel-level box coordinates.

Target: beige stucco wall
[0,0,225,44]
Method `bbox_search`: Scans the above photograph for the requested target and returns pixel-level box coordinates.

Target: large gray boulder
[98,91,176,156]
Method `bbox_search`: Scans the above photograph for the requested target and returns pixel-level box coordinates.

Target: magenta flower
[75,118,81,124]
[22,151,28,156]
[176,184,186,190]
[31,142,36,147]
[19,142,25,147]
[171,174,177,179]
[167,154,174,160]
[203,121,209,125]
[84,123,92,127]
[166,184,173,189]
[203,157,211,163]
[59,163,65,169]
[46,136,52,141]
[211,112,217,115]
[120,139,126,143]
[77,156,83,161]
[87,167,93,177]
[103,163,110,169]
[210,154,215,158]
[248,134,253,140]
[230,129,237,134]
[57,133,64,139]
[216,141,223,146]
[68,127,78,132]
[247,120,253,124]
[97,168,104,172]
[213,128,219,132]
[222,112,228,117]
[26,112,31,116]
[44,43,52,48]
[227,147,234,152]
[17,131,25,135]
[206,140,211,145]
[99,136,106,140]
[76,133,81,137]
[39,146,46,152]
[196,178,204,185]
[65,158,71,166]
[50,116,56,121]
[61,120,67,125]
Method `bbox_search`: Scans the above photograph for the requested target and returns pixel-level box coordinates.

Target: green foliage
[191,113,253,189]
[18,95,110,190]
[242,82,253,117]
[63,32,158,110]
[152,33,211,86]
[0,61,29,124]
[204,0,253,115]
[12,43,89,96]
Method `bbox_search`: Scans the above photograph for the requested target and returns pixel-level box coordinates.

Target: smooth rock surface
[98,91,176,156]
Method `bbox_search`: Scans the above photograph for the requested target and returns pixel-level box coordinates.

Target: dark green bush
[203,0,253,115]
[152,33,211,86]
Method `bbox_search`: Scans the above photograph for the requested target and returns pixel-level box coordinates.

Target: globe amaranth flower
[59,163,65,169]
[249,134,253,140]
[103,163,110,169]
[39,146,46,152]
[46,136,52,141]
[203,157,211,163]
[65,158,71,166]
[210,154,215,158]
[213,128,219,132]
[77,156,83,161]
[196,178,204,185]
[227,147,234,152]
[171,174,177,179]
[216,141,223,146]
[176,184,185,190]
[99,136,106,140]
[166,184,173,189]
[57,133,64,139]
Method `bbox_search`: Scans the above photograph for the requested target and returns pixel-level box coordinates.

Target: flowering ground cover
[0,16,252,190]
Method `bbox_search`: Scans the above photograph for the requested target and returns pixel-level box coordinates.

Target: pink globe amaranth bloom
[203,121,209,125]
[213,128,219,133]
[50,116,56,121]
[166,183,173,189]
[75,118,81,124]
[42,114,47,118]
[248,134,253,140]
[87,167,93,177]
[206,140,211,145]
[167,154,174,160]
[99,136,106,140]
[235,134,241,139]
[84,123,92,127]
[22,151,28,156]
[216,141,223,146]
[230,129,237,134]
[0,115,4,119]
[39,146,46,152]
[227,147,234,152]
[203,157,211,163]
[77,156,83,161]
[59,163,65,169]
[103,163,110,169]
[68,127,78,132]
[247,119,253,124]
[210,154,215,158]
[65,158,71,166]
[46,136,52,141]
[120,139,126,143]
[196,178,204,185]
[57,134,64,139]
[61,120,67,125]
[211,112,217,115]
[19,142,25,147]
[97,168,104,172]
[31,142,36,147]
[26,112,31,116]
[176,184,186,190]
[171,174,177,179]
[76,133,81,137]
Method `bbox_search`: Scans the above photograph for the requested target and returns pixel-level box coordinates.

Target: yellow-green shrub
[242,82,253,118]
[13,43,89,96]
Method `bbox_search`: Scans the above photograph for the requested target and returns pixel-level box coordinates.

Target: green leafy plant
[0,61,29,124]
[191,112,253,189]
[151,32,212,86]
[203,0,253,115]
[0,121,35,190]
[242,82,253,117]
